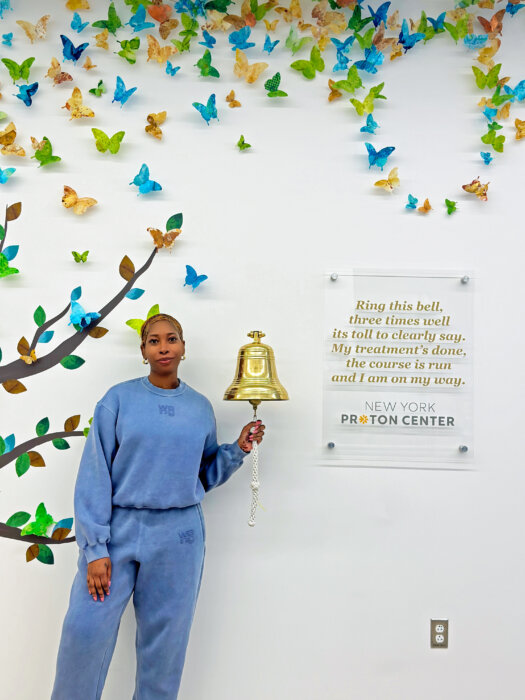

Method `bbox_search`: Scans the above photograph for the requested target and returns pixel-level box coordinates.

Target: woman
[51,313,265,699]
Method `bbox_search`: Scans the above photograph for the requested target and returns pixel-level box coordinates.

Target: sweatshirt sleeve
[74,401,117,564]
[199,409,248,492]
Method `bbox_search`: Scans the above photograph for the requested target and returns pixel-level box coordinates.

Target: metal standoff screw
[458,445,468,453]
[461,275,469,284]
[330,273,338,281]
[327,442,335,449]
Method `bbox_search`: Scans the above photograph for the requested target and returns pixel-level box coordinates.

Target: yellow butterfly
[327,79,342,102]
[264,19,279,32]
[16,15,51,43]
[62,186,98,215]
[62,87,95,119]
[477,39,501,69]
[145,111,167,139]
[95,28,109,50]
[30,136,46,151]
[234,49,268,84]
[312,1,346,33]
[310,27,331,51]
[387,9,401,31]
[147,227,181,250]
[374,167,400,193]
[146,34,176,64]
[462,177,489,201]
[45,57,73,86]
[201,10,232,32]
[515,118,525,140]
[390,43,403,61]
[226,89,241,108]
[83,56,97,70]
[20,349,37,365]
[275,0,302,22]
[159,18,179,40]
[66,0,90,9]
[0,122,26,157]
[417,198,432,213]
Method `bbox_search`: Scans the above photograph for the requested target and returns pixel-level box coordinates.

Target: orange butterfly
[145,111,167,139]
[159,18,179,39]
[16,15,51,43]
[62,87,95,119]
[226,90,241,108]
[477,9,505,37]
[327,79,342,102]
[234,49,268,83]
[95,29,109,49]
[45,57,73,86]
[515,118,525,140]
[264,19,279,32]
[83,56,96,70]
[0,122,26,157]
[275,0,302,23]
[417,198,432,213]
[148,227,181,250]
[462,177,489,201]
[146,34,176,63]
[374,167,399,193]
[20,349,37,364]
[62,186,98,215]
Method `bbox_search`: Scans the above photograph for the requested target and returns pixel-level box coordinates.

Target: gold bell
[223,331,289,416]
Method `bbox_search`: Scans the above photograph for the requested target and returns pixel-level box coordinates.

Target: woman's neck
[148,373,180,390]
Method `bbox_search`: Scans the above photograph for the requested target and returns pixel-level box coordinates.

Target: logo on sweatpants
[178,529,195,544]
[159,404,175,416]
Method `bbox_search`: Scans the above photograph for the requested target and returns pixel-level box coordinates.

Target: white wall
[1,1,524,698]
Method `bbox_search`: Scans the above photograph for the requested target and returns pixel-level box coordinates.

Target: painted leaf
[88,325,108,338]
[64,415,80,431]
[2,379,27,394]
[60,355,85,369]
[16,453,31,477]
[33,305,46,326]
[52,438,70,449]
[125,288,145,299]
[28,450,45,467]
[119,255,135,281]
[166,213,183,230]
[36,417,50,436]
[36,544,54,564]
[6,202,22,221]
[6,511,31,528]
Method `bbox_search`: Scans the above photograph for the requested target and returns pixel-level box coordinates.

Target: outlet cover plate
[430,619,449,648]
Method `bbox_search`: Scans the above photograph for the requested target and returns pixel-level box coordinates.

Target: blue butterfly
[229,26,255,51]
[463,34,487,49]
[0,167,15,183]
[199,30,216,48]
[166,61,181,76]
[405,194,418,210]
[184,264,208,291]
[112,76,137,107]
[354,45,384,74]
[398,19,425,52]
[13,82,38,106]
[71,12,89,33]
[427,11,446,31]
[480,151,493,165]
[505,80,525,102]
[482,106,497,121]
[129,164,162,195]
[175,0,207,16]
[0,0,12,19]
[365,142,395,169]
[367,1,391,27]
[506,1,525,16]
[60,34,89,62]
[127,5,155,32]
[263,35,279,54]
[333,51,350,72]
[68,300,101,329]
[331,35,355,55]
[2,32,12,46]
[192,93,218,125]
[360,113,379,134]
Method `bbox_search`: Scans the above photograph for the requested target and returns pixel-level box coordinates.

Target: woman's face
[141,320,185,374]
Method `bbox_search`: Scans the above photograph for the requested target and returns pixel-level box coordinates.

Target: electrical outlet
[430,619,448,648]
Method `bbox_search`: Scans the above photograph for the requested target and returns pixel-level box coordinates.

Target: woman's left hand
[237,420,265,453]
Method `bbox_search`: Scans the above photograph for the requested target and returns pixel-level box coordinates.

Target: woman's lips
[157,358,174,364]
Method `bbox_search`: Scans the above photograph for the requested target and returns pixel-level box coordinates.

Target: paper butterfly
[354,46,384,74]
[19,348,37,365]
[481,121,505,152]
[477,9,505,37]
[354,28,374,51]
[427,12,446,31]
[463,34,487,50]
[1,56,35,83]
[71,12,89,33]
[95,28,109,50]
[166,60,181,76]
[229,26,256,51]
[368,1,391,27]
[332,50,350,73]
[68,300,101,329]
[14,82,38,106]
[61,34,89,62]
[62,87,95,119]
[274,0,302,23]
[264,72,288,97]
[2,32,13,46]
[148,227,181,250]
[0,167,15,183]
[62,186,97,215]
[444,198,457,215]
[237,135,251,151]
[92,1,123,36]
[398,19,425,52]
[480,151,493,164]
[350,82,386,115]
[31,136,61,166]
[147,1,173,22]
[514,118,525,140]
[405,194,418,209]
[0,122,25,157]
[328,79,342,102]
[291,45,325,80]
[45,57,73,86]
[117,37,141,64]
[506,1,525,16]
[91,128,125,154]
[365,142,395,170]
[226,90,241,108]
[184,264,208,291]
[112,76,137,107]
[89,79,106,97]
[234,49,269,83]
[145,111,167,139]
[330,35,355,56]
[83,58,96,72]
[263,35,280,54]
[192,93,218,124]
[72,250,90,263]
[418,198,432,213]
[146,34,177,63]
[472,64,504,90]
[127,5,155,32]
[195,49,220,78]
[264,18,279,32]
[360,114,379,134]
[130,163,162,195]
[348,4,372,32]
[199,30,216,48]
[16,15,50,43]
[374,167,399,192]
[285,25,312,55]
[462,177,489,201]
[159,19,180,40]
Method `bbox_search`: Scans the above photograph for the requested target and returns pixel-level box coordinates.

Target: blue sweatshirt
[74,375,248,564]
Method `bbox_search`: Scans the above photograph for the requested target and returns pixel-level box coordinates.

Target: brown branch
[0,204,8,255]
[0,246,158,383]
[0,430,85,471]
[0,522,76,545]
[30,302,72,352]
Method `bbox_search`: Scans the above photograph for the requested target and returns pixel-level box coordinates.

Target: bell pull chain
[248,405,260,527]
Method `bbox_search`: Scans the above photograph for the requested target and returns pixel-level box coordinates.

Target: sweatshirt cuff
[231,440,249,460]
[84,541,109,564]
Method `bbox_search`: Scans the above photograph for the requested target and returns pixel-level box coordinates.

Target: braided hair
[140,313,184,347]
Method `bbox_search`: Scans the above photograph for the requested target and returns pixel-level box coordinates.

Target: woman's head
[140,313,185,373]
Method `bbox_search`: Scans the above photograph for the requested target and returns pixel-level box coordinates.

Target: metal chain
[248,437,259,527]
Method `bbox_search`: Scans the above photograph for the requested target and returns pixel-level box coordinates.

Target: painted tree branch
[0,430,84,470]
[0,522,75,545]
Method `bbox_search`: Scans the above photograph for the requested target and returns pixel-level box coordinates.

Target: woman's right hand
[87,557,111,602]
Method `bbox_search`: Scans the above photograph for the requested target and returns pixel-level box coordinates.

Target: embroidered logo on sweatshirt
[159,404,175,416]
[178,529,195,544]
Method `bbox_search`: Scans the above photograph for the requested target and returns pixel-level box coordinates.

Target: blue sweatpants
[51,503,206,700]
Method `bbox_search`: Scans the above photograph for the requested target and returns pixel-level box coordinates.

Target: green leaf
[36,417,50,436]
[0,435,5,455]
[6,511,31,528]
[15,453,31,477]
[52,438,70,450]
[33,305,46,327]
[204,0,233,11]
[0,224,5,240]
[166,213,183,231]
[60,355,85,370]
[36,544,54,564]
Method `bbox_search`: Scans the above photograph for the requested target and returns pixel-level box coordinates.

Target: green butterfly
[285,26,312,55]
[171,35,191,53]
[91,128,125,154]
[1,57,35,83]
[126,304,160,337]
[89,80,106,97]
[415,11,437,41]
[347,5,372,32]
[250,0,274,20]
[72,250,90,263]
[31,137,61,167]
[444,199,457,215]
[179,13,199,38]
[443,15,470,43]
[354,27,374,51]
[195,49,220,78]
[331,65,363,95]
[124,0,152,12]
[237,135,251,151]
[264,72,288,98]
[490,85,514,107]
[350,82,386,116]
[481,121,505,152]
[116,37,140,65]
[472,63,502,90]
[291,45,325,80]
[0,253,19,278]
[92,2,122,35]
[0,111,7,121]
